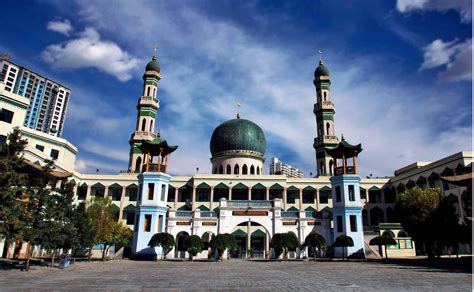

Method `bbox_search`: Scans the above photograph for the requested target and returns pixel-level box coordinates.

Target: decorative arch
[326,122,330,135]
[141,118,146,131]
[256,166,260,175]
[398,230,409,237]
[406,180,415,189]
[242,164,248,175]
[416,176,427,189]
[362,209,369,226]
[386,207,397,222]
[397,183,405,194]
[135,156,142,172]
[250,165,255,175]
[176,231,190,252]
[384,186,396,203]
[382,230,395,238]
[428,172,440,188]
[234,164,239,175]
[370,207,384,226]
[149,120,153,132]
[329,159,334,176]
[219,165,224,174]
[226,165,231,174]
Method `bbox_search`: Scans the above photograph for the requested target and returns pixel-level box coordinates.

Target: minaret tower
[313,51,339,176]
[128,49,161,172]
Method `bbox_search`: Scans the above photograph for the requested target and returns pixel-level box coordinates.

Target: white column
[192,186,196,210]
[119,186,126,221]
[298,189,303,210]
[266,187,270,201]
[210,187,214,211]
[315,189,320,210]
[174,188,178,209]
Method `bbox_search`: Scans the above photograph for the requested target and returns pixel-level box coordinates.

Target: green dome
[210,118,266,156]
[145,56,160,73]
[314,61,329,78]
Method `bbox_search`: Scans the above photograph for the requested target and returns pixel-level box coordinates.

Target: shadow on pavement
[364,256,472,274]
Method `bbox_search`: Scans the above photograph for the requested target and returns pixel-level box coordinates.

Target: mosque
[1,52,471,260]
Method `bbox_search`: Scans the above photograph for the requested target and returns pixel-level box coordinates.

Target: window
[350,215,357,232]
[197,190,209,202]
[303,191,315,203]
[360,189,367,200]
[50,149,59,160]
[0,108,14,124]
[319,190,329,204]
[129,189,138,201]
[141,119,146,131]
[77,187,87,200]
[348,185,355,201]
[161,184,166,201]
[144,214,152,232]
[287,192,296,204]
[35,144,45,152]
[112,189,121,201]
[335,186,341,202]
[337,216,343,232]
[148,183,155,200]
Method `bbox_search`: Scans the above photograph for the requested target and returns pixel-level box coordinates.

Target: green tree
[184,235,203,260]
[270,232,299,260]
[104,222,132,259]
[209,233,236,261]
[148,232,175,259]
[71,202,96,259]
[333,235,354,261]
[87,197,115,261]
[304,232,327,261]
[395,187,441,247]
[369,235,397,259]
[431,196,463,257]
[0,127,28,258]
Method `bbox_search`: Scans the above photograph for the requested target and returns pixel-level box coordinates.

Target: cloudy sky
[0,0,471,177]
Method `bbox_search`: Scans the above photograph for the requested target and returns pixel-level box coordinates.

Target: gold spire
[236,101,241,119]
[153,44,159,60]
[318,49,323,65]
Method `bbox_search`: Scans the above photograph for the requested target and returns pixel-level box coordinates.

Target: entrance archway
[230,221,271,259]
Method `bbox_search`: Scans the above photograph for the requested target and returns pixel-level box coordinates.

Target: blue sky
[0,0,471,177]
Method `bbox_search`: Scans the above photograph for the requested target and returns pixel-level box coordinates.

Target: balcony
[314,135,338,145]
[334,166,356,175]
[281,211,299,218]
[313,101,335,113]
[227,200,273,208]
[176,211,193,217]
[201,211,218,218]
[143,163,167,173]
[139,96,159,108]
[132,131,156,141]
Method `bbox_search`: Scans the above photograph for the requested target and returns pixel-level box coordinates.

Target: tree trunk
[51,250,56,268]
[102,245,108,261]
[385,245,388,259]
[88,246,92,262]
[24,242,32,271]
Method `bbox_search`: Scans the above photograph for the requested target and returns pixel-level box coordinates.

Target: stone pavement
[0,258,471,291]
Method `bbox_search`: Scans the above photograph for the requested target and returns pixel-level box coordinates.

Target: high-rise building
[269,157,304,178]
[0,54,71,137]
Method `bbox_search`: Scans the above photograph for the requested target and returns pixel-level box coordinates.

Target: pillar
[210,186,214,210]
[119,186,126,221]
[104,186,109,197]
[229,187,232,200]
[85,185,91,207]
[315,189,320,210]
[283,187,287,210]
[298,189,303,210]
[174,188,178,209]
[191,186,196,210]
[248,187,252,200]
[266,187,270,201]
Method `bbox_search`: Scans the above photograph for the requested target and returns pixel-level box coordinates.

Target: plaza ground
[0,257,471,291]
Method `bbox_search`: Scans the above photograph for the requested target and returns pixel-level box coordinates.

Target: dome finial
[236,101,241,119]
[318,49,324,65]
[153,44,159,60]
[341,133,345,141]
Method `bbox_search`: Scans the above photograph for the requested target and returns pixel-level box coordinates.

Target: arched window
[257,166,260,175]
[242,164,248,175]
[153,88,156,97]
[326,122,330,135]
[135,156,142,172]
[320,162,325,175]
[318,125,323,137]
[149,120,153,132]
[323,91,327,101]
[382,230,395,238]
[329,160,334,176]
[141,119,146,131]
[213,167,217,174]
[250,165,255,175]
[234,164,239,175]
[398,230,409,238]
[226,165,231,174]
[146,87,150,97]
[219,165,224,174]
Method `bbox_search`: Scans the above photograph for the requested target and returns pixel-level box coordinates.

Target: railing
[227,200,273,208]
[314,101,335,111]
[305,211,322,219]
[143,163,167,173]
[314,135,338,145]
[120,170,140,174]
[141,96,159,103]
[334,166,355,176]
[201,211,218,218]
[176,211,193,217]
[281,211,299,218]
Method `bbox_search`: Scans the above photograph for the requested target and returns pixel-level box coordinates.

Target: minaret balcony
[314,135,339,145]
[139,96,159,109]
[334,166,355,176]
[132,131,157,141]
[314,101,335,113]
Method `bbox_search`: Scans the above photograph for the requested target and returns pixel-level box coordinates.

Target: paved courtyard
[0,258,471,291]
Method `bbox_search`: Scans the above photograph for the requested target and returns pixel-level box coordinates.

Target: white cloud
[47,19,73,36]
[396,0,472,23]
[74,158,124,174]
[51,2,471,177]
[41,28,142,81]
[420,38,472,81]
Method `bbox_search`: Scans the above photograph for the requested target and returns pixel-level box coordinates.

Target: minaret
[328,137,365,259]
[128,51,161,172]
[313,51,339,176]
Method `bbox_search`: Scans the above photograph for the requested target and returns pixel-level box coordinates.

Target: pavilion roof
[138,133,178,156]
[441,173,473,187]
[326,137,362,158]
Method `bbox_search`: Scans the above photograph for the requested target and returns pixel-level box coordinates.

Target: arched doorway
[231,221,270,259]
[175,231,189,258]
